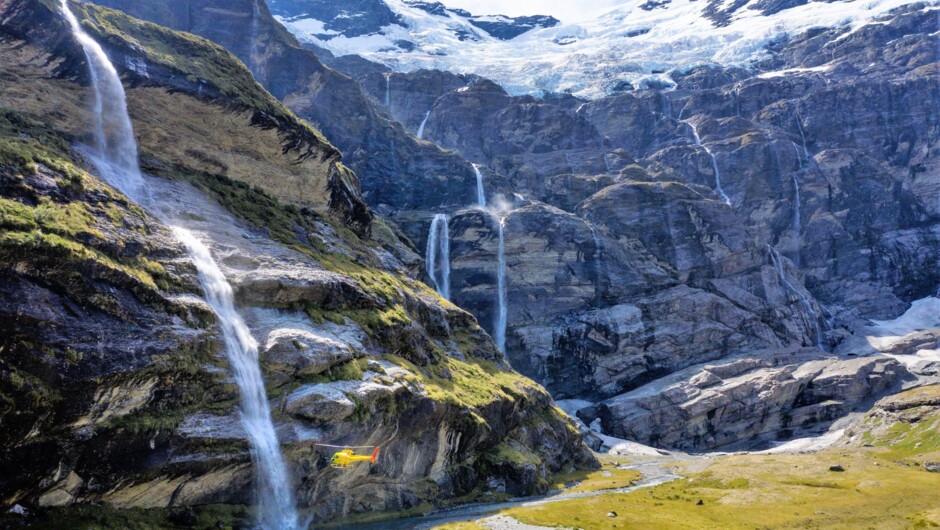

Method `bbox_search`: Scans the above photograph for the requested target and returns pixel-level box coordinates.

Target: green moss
[488,441,541,467]
[0,108,183,297]
[383,353,550,431]
[0,196,37,231]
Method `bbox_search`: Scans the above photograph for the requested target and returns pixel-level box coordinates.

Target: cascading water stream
[425,214,451,300]
[384,72,391,109]
[248,0,263,79]
[796,115,810,159]
[61,2,298,527]
[473,164,486,207]
[416,110,430,140]
[590,226,604,306]
[677,100,688,121]
[495,216,508,352]
[767,245,824,351]
[173,229,299,530]
[686,120,731,205]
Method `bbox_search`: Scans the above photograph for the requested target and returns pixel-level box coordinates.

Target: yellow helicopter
[329,447,380,469]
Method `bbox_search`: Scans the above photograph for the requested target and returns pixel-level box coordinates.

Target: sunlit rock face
[49,0,940,456]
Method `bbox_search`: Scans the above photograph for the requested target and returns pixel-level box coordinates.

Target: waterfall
[384,72,391,109]
[495,217,508,352]
[767,245,824,351]
[791,142,803,267]
[473,164,486,207]
[677,100,689,121]
[792,141,803,170]
[173,230,299,530]
[61,3,298,526]
[686,120,731,206]
[248,0,262,79]
[796,115,810,159]
[61,0,144,203]
[590,226,604,306]
[425,214,451,299]
[416,110,430,140]
[791,174,802,267]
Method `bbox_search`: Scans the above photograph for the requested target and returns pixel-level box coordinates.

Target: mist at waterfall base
[60,2,299,527]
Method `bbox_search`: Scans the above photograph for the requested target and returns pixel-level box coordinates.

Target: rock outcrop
[583,350,911,451]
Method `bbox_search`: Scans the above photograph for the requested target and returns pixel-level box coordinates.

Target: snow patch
[277,0,934,98]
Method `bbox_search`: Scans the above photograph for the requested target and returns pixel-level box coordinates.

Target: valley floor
[414,386,940,530]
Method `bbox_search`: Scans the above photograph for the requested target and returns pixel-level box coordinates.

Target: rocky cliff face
[91,0,486,219]
[0,0,594,524]
[313,3,939,450]
[89,0,940,454]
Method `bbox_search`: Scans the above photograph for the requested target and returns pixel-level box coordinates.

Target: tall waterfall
[173,229,299,530]
[61,2,298,526]
[590,226,604,306]
[767,245,824,351]
[416,110,431,140]
[495,217,508,351]
[248,0,263,79]
[473,164,486,207]
[384,72,391,108]
[425,214,451,299]
[61,0,144,203]
[791,142,803,266]
[687,121,731,205]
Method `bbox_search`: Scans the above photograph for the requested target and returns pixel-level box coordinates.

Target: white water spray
[384,72,391,108]
[495,216,508,351]
[61,0,144,203]
[686,120,731,205]
[425,214,451,299]
[416,110,430,140]
[61,2,298,526]
[472,164,486,207]
[767,245,824,351]
[174,230,299,530]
